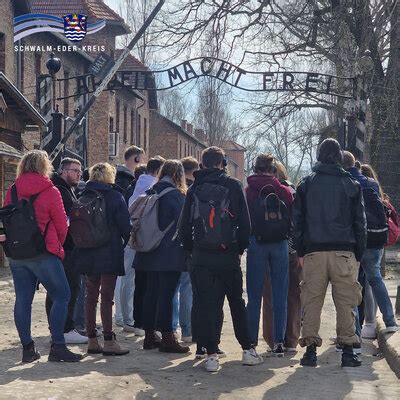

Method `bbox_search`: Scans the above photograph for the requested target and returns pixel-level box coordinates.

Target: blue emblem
[63,14,87,42]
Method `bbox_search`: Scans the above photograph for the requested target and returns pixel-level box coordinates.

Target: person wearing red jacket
[245,154,294,357]
[4,150,82,363]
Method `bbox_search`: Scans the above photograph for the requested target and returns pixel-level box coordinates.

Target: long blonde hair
[274,160,289,181]
[17,150,53,178]
[89,163,116,184]
[158,159,187,194]
[361,164,384,198]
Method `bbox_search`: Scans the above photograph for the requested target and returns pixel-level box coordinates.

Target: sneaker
[361,323,377,339]
[300,344,317,367]
[335,344,344,352]
[217,347,227,359]
[205,354,219,372]
[122,324,136,333]
[382,325,399,334]
[181,336,192,343]
[272,343,284,357]
[195,346,207,359]
[353,343,362,355]
[115,321,124,327]
[242,348,263,366]
[64,329,88,344]
[133,327,145,337]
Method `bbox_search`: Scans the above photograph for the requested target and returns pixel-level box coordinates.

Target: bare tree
[157,87,192,123]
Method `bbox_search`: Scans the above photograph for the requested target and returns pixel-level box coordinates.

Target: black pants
[190,269,223,345]
[191,265,251,354]
[142,271,181,332]
[45,250,80,333]
[133,270,147,329]
[357,266,367,328]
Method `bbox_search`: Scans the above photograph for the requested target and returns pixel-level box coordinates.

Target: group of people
[2,137,398,372]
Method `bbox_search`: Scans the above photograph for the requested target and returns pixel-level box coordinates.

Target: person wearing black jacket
[293,138,367,368]
[179,146,263,372]
[45,158,88,345]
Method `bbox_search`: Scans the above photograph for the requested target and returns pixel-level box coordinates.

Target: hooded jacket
[75,181,131,276]
[346,167,380,194]
[179,168,251,268]
[292,162,367,261]
[51,173,77,251]
[128,174,157,208]
[245,174,294,236]
[5,172,68,260]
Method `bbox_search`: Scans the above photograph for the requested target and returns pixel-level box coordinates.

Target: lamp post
[45,52,61,112]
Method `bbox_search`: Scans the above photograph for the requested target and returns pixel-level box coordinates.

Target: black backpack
[0,185,48,259]
[192,180,236,251]
[252,184,290,243]
[362,187,388,248]
[69,189,110,248]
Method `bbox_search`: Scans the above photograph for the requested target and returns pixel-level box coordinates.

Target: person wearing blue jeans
[10,254,82,362]
[172,271,193,340]
[114,247,136,331]
[361,248,398,330]
[246,237,289,354]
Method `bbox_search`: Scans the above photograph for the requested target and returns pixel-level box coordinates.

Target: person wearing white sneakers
[179,147,264,372]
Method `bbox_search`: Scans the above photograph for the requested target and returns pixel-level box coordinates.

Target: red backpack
[385,201,399,247]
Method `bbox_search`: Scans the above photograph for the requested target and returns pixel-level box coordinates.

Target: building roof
[151,111,207,147]
[221,140,246,152]
[0,72,46,127]
[29,0,130,34]
[0,142,23,158]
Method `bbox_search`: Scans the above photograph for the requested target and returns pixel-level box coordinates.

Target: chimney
[181,119,187,131]
[187,123,193,135]
[194,128,206,142]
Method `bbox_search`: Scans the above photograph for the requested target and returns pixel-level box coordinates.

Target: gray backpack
[128,187,175,252]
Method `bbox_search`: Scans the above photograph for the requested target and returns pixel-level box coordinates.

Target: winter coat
[245,174,294,236]
[51,173,77,251]
[4,172,68,260]
[133,178,186,272]
[115,165,135,191]
[179,168,251,268]
[293,162,367,261]
[346,167,381,194]
[75,181,131,276]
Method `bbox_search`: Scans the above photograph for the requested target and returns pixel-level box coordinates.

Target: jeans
[45,250,80,333]
[361,248,396,327]
[10,254,70,345]
[246,237,289,345]
[143,271,181,332]
[172,272,193,337]
[86,274,117,338]
[73,275,86,330]
[114,247,136,325]
[192,264,251,354]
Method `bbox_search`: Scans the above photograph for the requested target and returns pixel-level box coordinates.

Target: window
[63,71,70,116]
[184,143,187,157]
[179,140,182,158]
[123,105,127,142]
[130,109,135,144]
[115,100,120,132]
[109,116,114,132]
[0,33,5,73]
[137,114,141,146]
[109,132,119,157]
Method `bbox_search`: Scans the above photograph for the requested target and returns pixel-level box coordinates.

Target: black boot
[300,343,317,367]
[22,341,40,363]
[341,345,362,367]
[48,343,83,362]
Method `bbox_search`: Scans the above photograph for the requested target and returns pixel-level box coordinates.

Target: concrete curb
[376,317,400,378]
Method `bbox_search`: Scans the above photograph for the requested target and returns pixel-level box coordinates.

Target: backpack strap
[259,184,276,198]
[158,187,176,198]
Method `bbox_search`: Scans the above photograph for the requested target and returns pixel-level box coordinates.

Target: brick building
[149,110,246,183]
[0,0,155,167]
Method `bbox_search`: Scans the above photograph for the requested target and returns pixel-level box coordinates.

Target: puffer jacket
[293,162,367,261]
[4,172,68,260]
